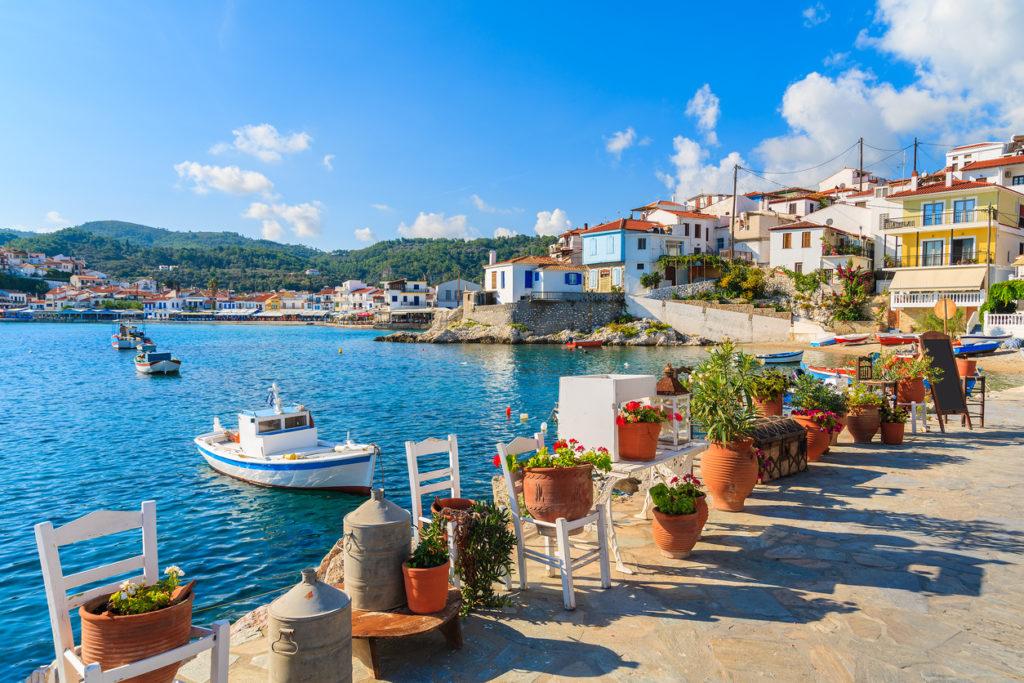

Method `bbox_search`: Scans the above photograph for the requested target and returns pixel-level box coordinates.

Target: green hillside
[1,223,554,292]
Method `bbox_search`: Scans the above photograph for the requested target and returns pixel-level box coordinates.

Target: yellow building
[882,179,1024,321]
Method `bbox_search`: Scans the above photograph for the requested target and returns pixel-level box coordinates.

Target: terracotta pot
[753,395,783,417]
[699,439,757,512]
[523,464,594,523]
[618,421,661,461]
[896,378,926,404]
[696,494,709,533]
[430,497,474,519]
[956,358,977,377]
[881,421,905,445]
[651,509,701,559]
[846,406,880,444]
[829,412,847,447]
[402,560,450,614]
[792,415,829,462]
[80,582,195,683]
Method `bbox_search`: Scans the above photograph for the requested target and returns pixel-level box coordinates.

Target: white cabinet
[557,374,657,461]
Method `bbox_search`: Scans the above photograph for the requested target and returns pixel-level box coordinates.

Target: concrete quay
[183,388,1024,682]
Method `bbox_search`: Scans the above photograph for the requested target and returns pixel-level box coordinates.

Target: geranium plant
[689,339,761,445]
[616,401,680,425]
[879,403,909,424]
[846,383,884,409]
[496,438,612,473]
[751,369,790,400]
[649,474,704,515]
[874,349,942,383]
[107,566,185,616]
[790,409,844,433]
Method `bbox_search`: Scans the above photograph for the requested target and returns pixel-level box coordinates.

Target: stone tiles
[181,388,1024,682]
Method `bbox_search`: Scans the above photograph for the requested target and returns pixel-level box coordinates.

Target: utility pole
[859,137,864,191]
[912,137,918,175]
[730,164,738,260]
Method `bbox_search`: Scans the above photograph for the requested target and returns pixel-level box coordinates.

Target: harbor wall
[626,295,793,342]
[462,296,625,336]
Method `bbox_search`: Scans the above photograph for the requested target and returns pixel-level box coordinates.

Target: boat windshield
[283,414,307,430]
[257,418,282,434]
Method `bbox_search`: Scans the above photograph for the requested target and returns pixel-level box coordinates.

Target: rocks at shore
[377,315,711,347]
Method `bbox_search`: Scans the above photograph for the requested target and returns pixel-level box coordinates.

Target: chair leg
[544,534,558,578]
[556,517,575,610]
[211,619,230,683]
[595,504,611,589]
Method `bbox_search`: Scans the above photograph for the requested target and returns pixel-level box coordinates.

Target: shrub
[689,340,761,444]
[718,263,766,299]
[790,373,847,413]
[509,323,528,333]
[640,272,662,289]
[452,502,517,615]
[407,516,449,569]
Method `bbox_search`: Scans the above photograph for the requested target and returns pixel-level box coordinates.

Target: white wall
[627,295,793,342]
[533,269,585,293]
[769,227,825,271]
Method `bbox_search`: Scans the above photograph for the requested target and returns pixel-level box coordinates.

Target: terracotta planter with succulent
[751,369,790,417]
[403,516,450,614]
[616,401,682,461]
[502,439,612,524]
[879,403,908,445]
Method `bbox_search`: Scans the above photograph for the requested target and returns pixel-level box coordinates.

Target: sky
[2,0,1023,250]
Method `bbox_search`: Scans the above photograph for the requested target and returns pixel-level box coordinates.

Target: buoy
[540,421,548,432]
[624,362,630,368]
[520,413,528,421]
[505,406,511,418]
[338,348,343,354]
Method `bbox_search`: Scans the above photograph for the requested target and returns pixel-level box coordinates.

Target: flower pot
[618,421,661,461]
[651,509,701,559]
[430,497,474,520]
[846,406,880,444]
[696,494,709,533]
[829,412,846,447]
[753,395,783,417]
[792,415,830,462]
[80,582,195,683]
[896,378,926,404]
[402,560,450,614]
[956,358,977,377]
[523,464,594,523]
[699,439,757,512]
[881,422,905,445]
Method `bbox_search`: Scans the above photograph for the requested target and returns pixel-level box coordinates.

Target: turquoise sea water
[2,322,1021,679]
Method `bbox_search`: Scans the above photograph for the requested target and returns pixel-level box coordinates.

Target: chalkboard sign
[918,331,972,431]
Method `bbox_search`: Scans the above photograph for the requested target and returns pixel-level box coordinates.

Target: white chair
[34,500,229,683]
[496,433,611,610]
[405,434,462,587]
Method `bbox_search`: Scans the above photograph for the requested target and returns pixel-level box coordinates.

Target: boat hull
[758,351,803,364]
[112,336,141,349]
[135,359,181,374]
[953,341,1002,356]
[809,337,835,347]
[195,438,375,492]
[960,334,1011,344]
[834,334,870,344]
[566,340,603,349]
[875,333,918,346]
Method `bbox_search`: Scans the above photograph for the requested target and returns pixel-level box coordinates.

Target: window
[695,225,702,239]
[257,418,281,434]
[500,271,505,288]
[284,415,307,430]
[391,295,398,302]
[604,235,614,252]
[782,233,792,249]
[717,238,725,250]
[564,273,582,286]
[794,263,803,274]
[589,271,598,289]
[801,232,811,248]
[587,239,597,255]
[953,198,976,223]
[922,202,943,226]
[683,223,690,236]
[490,271,497,289]
[694,247,701,254]
[1013,176,1024,185]
[951,237,975,264]
[413,295,420,305]
[612,268,621,286]
[636,263,644,271]
[637,237,647,249]
[921,239,944,266]
[788,203,796,214]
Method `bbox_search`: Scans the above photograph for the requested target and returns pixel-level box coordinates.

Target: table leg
[604,499,632,575]
[440,614,463,649]
[352,637,381,679]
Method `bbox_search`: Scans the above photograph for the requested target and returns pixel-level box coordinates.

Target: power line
[741,140,860,176]
[863,142,906,153]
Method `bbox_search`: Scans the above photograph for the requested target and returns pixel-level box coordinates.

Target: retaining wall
[463,296,625,335]
[627,295,793,342]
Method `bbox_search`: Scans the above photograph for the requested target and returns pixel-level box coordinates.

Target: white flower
[120,579,138,596]
[164,565,184,578]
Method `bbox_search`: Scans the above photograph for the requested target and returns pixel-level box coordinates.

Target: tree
[639,272,662,290]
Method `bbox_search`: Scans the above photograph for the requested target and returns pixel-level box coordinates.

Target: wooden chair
[34,500,229,683]
[405,434,462,587]
[496,434,610,610]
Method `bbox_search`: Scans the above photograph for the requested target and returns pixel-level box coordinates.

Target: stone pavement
[181,389,1024,682]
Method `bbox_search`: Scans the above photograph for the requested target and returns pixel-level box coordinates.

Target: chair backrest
[34,500,158,682]
[405,435,461,529]
[495,433,544,520]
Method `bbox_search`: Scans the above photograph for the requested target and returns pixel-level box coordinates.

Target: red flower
[568,438,579,445]
[553,440,567,450]
[673,413,683,421]
[625,401,640,411]
[670,476,679,484]
[493,453,501,468]
[616,416,626,427]
[576,445,585,452]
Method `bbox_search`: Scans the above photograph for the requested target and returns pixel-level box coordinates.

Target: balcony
[883,250,988,269]
[890,290,986,308]
[882,209,995,231]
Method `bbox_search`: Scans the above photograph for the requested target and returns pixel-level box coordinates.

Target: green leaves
[453,502,517,615]
[689,339,761,445]
[408,516,450,569]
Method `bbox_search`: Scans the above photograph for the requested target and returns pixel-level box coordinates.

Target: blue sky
[1,1,1021,249]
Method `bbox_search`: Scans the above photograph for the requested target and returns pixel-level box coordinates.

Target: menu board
[918,331,970,430]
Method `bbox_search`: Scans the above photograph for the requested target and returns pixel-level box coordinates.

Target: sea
[2,322,1020,680]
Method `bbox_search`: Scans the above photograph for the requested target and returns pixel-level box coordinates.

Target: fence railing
[883,250,987,268]
[890,290,985,308]
[983,311,1024,336]
[530,291,623,302]
[882,209,992,230]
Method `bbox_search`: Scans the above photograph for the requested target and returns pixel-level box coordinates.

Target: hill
[0,223,554,292]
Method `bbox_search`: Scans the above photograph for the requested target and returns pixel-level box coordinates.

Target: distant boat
[875,332,919,346]
[953,341,1002,356]
[959,333,1012,344]
[111,322,149,349]
[136,341,157,352]
[804,365,856,383]
[757,350,804,364]
[565,339,603,349]
[809,336,836,347]
[134,350,181,374]
[194,383,377,493]
[834,333,870,345]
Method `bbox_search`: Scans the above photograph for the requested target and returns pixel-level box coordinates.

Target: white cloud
[354,227,377,243]
[605,127,639,159]
[493,227,518,238]
[397,212,474,239]
[371,203,394,212]
[803,3,830,27]
[260,220,285,241]
[824,51,849,67]
[322,154,335,171]
[471,194,520,215]
[45,211,70,226]
[211,123,312,162]
[685,84,720,146]
[175,161,275,197]
[244,201,324,238]
[533,208,571,237]
[660,136,748,203]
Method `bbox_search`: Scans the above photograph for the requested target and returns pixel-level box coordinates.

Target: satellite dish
[826,218,834,225]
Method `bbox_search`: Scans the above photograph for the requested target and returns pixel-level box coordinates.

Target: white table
[595,441,709,574]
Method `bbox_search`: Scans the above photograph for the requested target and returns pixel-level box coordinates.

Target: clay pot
[753,395,783,417]
[956,358,977,377]
[80,582,195,683]
[846,406,880,444]
[402,560,450,614]
[651,509,701,559]
[829,412,847,447]
[430,497,474,523]
[897,378,926,404]
[696,494,709,533]
[618,421,661,461]
[523,464,594,523]
[881,422,905,445]
[792,415,829,462]
[699,439,757,512]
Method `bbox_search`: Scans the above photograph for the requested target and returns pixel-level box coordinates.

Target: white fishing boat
[134,350,181,374]
[834,333,870,345]
[194,384,377,493]
[111,322,150,349]
[959,332,1012,344]
[757,350,804,364]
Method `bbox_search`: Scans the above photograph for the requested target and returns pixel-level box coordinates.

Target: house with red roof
[483,253,586,304]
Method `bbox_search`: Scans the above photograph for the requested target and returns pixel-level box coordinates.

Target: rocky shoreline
[375,313,711,346]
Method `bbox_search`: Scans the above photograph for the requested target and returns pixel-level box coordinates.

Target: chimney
[583,223,588,230]
[910,171,919,191]
[945,171,953,188]
[488,249,497,266]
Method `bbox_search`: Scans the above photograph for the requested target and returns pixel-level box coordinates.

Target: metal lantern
[857,356,873,381]
[656,363,688,396]
[342,489,411,611]
[268,568,352,683]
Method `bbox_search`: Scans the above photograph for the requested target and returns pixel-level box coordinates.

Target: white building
[434,278,481,308]
[946,141,1007,172]
[768,221,873,280]
[483,254,586,304]
[382,279,429,310]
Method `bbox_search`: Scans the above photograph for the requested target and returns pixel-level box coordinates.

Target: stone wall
[461,296,626,336]
[647,280,716,300]
[627,295,793,342]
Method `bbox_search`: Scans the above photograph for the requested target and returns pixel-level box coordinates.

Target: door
[953,198,976,223]
[598,269,611,292]
[921,239,944,266]
[524,270,533,288]
[951,237,975,264]
[664,265,676,286]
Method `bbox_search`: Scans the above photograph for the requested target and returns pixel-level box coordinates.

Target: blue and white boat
[809,336,836,347]
[953,341,1003,356]
[194,384,377,493]
[959,333,1011,344]
[757,350,804,364]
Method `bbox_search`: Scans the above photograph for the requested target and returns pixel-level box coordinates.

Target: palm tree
[207,278,218,311]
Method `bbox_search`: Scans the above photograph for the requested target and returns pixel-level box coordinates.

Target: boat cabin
[237,405,319,457]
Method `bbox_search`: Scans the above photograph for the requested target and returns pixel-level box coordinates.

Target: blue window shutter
[525,270,533,288]
[564,273,571,285]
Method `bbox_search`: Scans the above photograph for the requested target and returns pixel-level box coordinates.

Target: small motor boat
[565,339,603,349]
[803,365,856,384]
[953,341,1002,356]
[959,333,1012,344]
[757,350,804,364]
[834,333,870,345]
[809,336,836,347]
[875,332,919,346]
[134,350,181,374]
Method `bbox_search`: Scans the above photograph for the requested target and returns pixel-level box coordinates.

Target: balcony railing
[883,250,988,268]
[890,290,986,308]
[530,291,623,302]
[882,209,994,230]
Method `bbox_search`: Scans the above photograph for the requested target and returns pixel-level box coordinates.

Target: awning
[216,309,255,317]
[255,310,284,317]
[889,266,987,292]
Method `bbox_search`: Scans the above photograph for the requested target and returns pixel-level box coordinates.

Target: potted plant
[844,383,884,443]
[751,369,789,416]
[451,501,518,615]
[402,516,451,614]
[790,374,846,460]
[616,401,681,461]
[649,475,705,559]
[504,439,612,524]
[690,340,761,512]
[79,566,193,683]
[879,403,908,445]
[876,350,941,404]
[956,356,977,377]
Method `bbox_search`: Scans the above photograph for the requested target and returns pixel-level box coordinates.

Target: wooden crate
[751,416,807,483]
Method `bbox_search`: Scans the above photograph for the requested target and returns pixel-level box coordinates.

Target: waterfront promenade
[180,388,1024,681]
